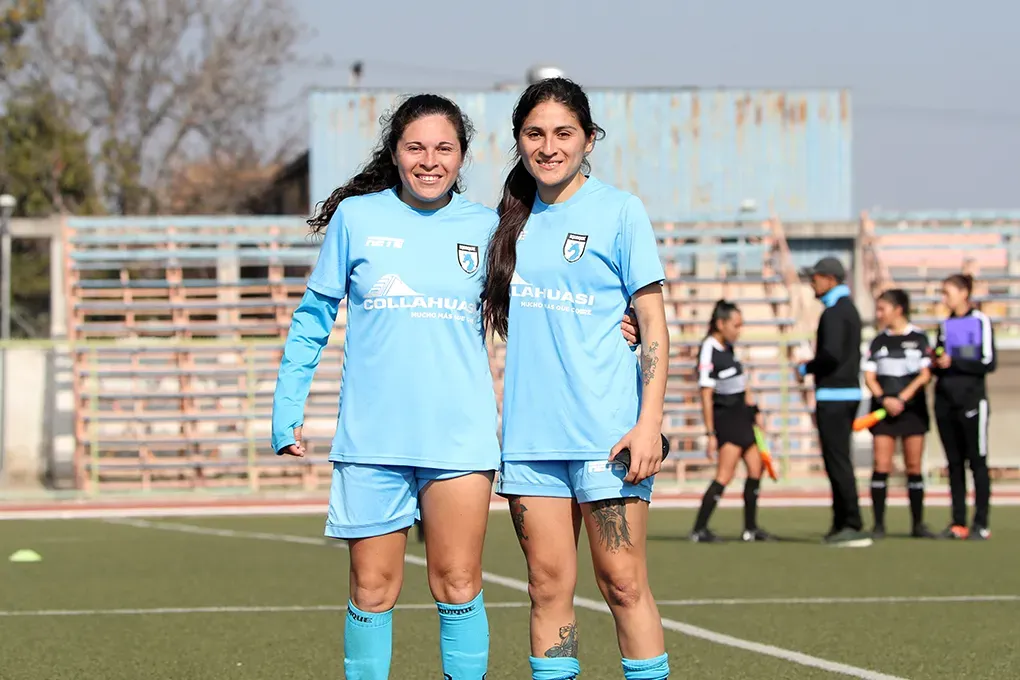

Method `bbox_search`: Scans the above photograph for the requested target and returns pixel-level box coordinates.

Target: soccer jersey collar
[882,323,918,336]
[532,175,599,214]
[387,186,462,217]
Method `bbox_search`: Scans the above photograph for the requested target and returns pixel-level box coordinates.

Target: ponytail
[483,160,536,339]
[707,299,739,338]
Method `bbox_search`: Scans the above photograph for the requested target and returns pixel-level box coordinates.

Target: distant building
[244,152,310,216]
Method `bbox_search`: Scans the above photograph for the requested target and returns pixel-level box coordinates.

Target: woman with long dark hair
[485,78,671,680]
[271,94,499,679]
[862,288,936,539]
[933,273,996,540]
[689,300,774,543]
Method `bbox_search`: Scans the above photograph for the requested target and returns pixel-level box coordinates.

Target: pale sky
[285,0,1019,214]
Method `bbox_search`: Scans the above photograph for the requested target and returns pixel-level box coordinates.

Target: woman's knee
[904,451,924,476]
[743,451,763,477]
[428,562,482,604]
[351,564,403,612]
[526,558,577,608]
[968,454,989,473]
[594,564,648,609]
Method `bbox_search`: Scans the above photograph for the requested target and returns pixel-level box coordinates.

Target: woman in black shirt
[932,273,996,540]
[689,300,774,543]
[862,289,935,539]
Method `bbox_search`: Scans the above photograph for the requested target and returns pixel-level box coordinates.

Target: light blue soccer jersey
[272,188,501,471]
[500,176,665,461]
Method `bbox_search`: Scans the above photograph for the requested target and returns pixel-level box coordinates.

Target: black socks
[870,472,889,528]
[694,480,725,532]
[743,478,760,531]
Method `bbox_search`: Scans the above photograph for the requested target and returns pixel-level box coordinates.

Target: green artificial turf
[0,506,1017,679]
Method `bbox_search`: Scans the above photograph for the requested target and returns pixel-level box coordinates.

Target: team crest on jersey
[457,243,480,274]
[563,233,588,263]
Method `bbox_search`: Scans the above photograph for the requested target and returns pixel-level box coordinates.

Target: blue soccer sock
[530,656,581,679]
[623,653,670,679]
[344,600,393,680]
[437,589,489,678]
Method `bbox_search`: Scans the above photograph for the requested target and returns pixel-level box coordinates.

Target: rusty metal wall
[309,88,852,222]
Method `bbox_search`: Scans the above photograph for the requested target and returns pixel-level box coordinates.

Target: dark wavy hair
[306,94,474,235]
[482,78,605,339]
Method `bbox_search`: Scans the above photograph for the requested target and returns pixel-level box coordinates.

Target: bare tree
[33,0,305,214]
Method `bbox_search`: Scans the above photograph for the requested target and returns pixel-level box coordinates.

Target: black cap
[801,256,846,282]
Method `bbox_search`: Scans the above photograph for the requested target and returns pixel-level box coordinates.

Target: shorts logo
[563,233,588,263]
[457,243,479,274]
[587,460,626,474]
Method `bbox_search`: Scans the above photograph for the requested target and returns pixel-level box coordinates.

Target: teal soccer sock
[529,656,581,679]
[437,590,489,678]
[623,653,670,679]
[344,600,393,679]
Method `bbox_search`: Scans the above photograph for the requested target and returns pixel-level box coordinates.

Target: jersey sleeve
[697,340,716,388]
[615,196,665,298]
[271,288,340,453]
[307,208,350,300]
[862,337,879,373]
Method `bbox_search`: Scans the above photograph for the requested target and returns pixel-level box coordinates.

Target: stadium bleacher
[63,215,822,492]
[862,211,1020,332]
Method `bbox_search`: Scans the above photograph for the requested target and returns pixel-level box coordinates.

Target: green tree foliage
[1,83,99,217]
[0,0,45,78]
[0,80,98,337]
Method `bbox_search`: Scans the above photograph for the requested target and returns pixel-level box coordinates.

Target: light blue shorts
[496,459,654,504]
[325,462,476,540]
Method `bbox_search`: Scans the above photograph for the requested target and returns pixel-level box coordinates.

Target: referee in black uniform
[862,289,936,539]
[797,257,872,547]
[689,301,774,543]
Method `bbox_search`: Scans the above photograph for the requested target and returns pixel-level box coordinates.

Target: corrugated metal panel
[309,88,852,223]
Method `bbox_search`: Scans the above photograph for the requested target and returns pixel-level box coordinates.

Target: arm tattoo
[544,620,579,658]
[641,340,660,386]
[509,497,528,542]
[589,499,633,553]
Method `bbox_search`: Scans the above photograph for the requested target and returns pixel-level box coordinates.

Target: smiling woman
[483,78,672,680]
[271,93,500,680]
[306,94,474,234]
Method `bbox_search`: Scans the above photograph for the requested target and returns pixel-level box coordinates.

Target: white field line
[106,518,907,680]
[658,595,1020,607]
[4,492,1016,521]
[0,602,530,618]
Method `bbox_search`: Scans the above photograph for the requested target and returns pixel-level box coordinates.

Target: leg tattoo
[509,497,529,542]
[544,620,579,658]
[589,499,632,553]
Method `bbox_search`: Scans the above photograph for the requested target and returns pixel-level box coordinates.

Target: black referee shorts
[715,403,756,450]
[869,398,929,438]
